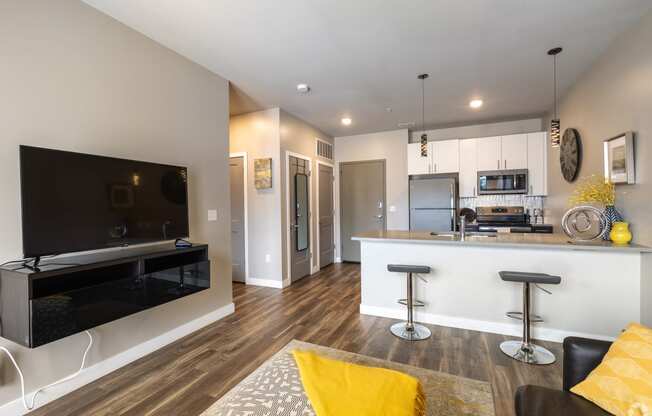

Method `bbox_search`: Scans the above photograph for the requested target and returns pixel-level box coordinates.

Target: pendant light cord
[554,53,558,120]
[421,77,425,134]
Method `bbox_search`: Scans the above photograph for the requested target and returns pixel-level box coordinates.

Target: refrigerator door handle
[450,183,455,231]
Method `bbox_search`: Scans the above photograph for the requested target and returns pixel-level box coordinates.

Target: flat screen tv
[20,145,189,258]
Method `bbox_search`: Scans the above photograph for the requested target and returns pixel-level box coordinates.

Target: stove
[470,206,553,234]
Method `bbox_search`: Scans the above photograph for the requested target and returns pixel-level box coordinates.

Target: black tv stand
[0,243,210,348]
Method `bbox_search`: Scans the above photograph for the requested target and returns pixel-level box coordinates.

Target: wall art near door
[254,158,272,189]
[604,132,635,185]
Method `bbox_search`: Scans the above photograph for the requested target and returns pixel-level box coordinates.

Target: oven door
[477,170,528,195]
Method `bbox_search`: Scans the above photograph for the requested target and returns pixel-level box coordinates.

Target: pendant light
[418,73,429,157]
[548,47,563,147]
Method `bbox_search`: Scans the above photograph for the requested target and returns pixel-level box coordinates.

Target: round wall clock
[560,128,581,182]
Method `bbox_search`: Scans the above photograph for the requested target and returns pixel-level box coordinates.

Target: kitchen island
[353,230,652,341]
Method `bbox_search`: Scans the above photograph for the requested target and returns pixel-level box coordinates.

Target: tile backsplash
[460,195,545,213]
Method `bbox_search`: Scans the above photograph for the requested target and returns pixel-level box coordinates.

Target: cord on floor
[0,330,93,411]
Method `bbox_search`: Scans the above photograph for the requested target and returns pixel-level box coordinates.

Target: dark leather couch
[515,337,613,416]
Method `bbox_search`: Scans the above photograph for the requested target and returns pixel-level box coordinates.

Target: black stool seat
[388,264,431,274]
[499,271,561,285]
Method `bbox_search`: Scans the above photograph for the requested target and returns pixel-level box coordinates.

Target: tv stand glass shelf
[0,243,210,348]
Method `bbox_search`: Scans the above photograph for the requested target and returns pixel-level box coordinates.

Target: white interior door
[500,134,528,170]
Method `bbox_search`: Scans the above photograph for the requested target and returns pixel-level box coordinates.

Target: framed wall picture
[254,158,273,189]
[604,132,635,184]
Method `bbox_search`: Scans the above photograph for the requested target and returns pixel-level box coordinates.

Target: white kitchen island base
[355,231,652,342]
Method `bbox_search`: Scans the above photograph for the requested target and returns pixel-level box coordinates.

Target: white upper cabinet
[459,139,478,198]
[527,132,548,196]
[432,139,460,174]
[500,134,528,170]
[407,140,459,175]
[407,142,429,175]
[408,133,546,197]
[476,136,501,171]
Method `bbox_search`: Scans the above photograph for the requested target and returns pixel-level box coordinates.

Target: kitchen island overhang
[353,230,652,342]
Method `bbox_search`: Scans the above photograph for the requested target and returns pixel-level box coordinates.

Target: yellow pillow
[571,323,652,416]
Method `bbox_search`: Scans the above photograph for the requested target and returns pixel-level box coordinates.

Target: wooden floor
[31,263,562,416]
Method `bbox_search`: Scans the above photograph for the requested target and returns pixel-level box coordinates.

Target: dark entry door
[318,163,334,268]
[340,160,386,262]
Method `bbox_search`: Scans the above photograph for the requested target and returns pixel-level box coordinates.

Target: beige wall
[229,109,283,282]
[229,109,334,283]
[545,11,652,246]
[0,0,231,407]
[334,129,409,258]
[279,110,334,276]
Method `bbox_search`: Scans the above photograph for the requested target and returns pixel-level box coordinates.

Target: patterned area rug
[201,340,495,416]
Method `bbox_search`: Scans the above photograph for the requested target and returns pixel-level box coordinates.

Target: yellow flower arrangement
[569,175,615,206]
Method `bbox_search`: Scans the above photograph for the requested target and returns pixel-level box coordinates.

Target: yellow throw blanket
[292,350,426,416]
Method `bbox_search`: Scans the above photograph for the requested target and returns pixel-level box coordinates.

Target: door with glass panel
[289,156,311,282]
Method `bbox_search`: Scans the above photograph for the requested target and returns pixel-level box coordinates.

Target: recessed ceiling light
[469,99,483,109]
[296,83,310,94]
[341,117,352,126]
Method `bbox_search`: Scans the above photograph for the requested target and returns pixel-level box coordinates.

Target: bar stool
[387,264,431,341]
[499,271,561,365]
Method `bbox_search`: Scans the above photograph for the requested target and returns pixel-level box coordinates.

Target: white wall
[0,0,231,408]
[334,130,409,259]
[409,118,543,142]
[229,109,283,283]
[544,10,652,246]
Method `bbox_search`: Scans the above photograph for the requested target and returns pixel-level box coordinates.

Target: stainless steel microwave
[477,169,529,195]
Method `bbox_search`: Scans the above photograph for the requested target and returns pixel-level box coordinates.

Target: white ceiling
[83,0,651,137]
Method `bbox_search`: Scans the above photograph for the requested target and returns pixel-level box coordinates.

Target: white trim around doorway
[285,151,314,284]
[315,160,335,270]
[229,152,249,283]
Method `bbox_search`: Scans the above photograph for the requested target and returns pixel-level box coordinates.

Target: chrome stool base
[390,322,431,341]
[499,340,556,365]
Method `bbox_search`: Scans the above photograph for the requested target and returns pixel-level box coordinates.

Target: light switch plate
[207,209,218,221]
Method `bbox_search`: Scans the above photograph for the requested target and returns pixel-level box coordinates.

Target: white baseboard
[246,277,284,288]
[359,304,615,343]
[311,265,319,274]
[0,303,235,416]
[335,257,342,263]
[282,278,291,288]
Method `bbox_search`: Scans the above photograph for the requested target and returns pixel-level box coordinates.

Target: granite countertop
[352,230,652,253]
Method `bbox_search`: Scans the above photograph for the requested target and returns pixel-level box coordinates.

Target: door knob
[375,214,384,219]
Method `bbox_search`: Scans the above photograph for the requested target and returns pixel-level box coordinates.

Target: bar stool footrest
[506,311,543,323]
[398,299,425,307]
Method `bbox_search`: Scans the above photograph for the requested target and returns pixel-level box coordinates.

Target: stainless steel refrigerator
[409,177,458,231]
